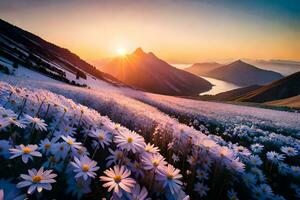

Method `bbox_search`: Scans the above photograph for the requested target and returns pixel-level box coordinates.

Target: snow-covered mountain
[100,48,213,96]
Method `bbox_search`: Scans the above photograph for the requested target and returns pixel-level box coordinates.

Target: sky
[0,0,300,64]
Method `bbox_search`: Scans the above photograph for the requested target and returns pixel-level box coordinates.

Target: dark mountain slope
[101,48,213,96]
[236,71,300,102]
[0,19,123,86]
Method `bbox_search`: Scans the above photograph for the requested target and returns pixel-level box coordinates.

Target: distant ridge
[101,48,213,96]
[185,62,222,76]
[185,60,283,86]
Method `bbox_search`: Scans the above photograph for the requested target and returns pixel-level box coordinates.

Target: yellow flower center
[167,173,173,180]
[127,137,133,143]
[67,139,73,145]
[114,175,122,183]
[153,160,159,166]
[32,175,42,183]
[64,128,69,132]
[23,147,32,154]
[82,164,90,172]
[98,134,104,141]
[45,143,51,149]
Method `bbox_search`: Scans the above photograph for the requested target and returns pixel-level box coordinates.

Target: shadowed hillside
[101,48,213,96]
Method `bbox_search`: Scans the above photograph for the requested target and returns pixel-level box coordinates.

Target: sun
[116,47,127,56]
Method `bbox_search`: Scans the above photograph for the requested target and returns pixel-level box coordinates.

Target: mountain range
[185,60,284,86]
[100,48,213,96]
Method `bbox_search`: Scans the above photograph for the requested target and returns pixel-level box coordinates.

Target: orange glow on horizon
[1,1,299,63]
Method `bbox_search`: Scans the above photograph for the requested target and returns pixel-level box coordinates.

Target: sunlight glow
[116,48,127,56]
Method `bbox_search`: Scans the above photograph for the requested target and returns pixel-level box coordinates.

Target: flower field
[0,82,187,199]
[0,79,300,199]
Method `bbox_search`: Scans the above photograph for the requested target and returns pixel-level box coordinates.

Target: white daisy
[24,114,47,131]
[51,142,69,160]
[281,146,298,157]
[234,145,251,157]
[61,135,82,151]
[127,184,150,200]
[248,155,263,166]
[39,138,57,155]
[142,153,167,170]
[250,143,264,154]
[156,164,183,194]
[70,155,99,180]
[9,144,42,163]
[214,146,234,161]
[106,148,125,167]
[114,131,146,153]
[17,167,57,194]
[266,151,285,164]
[54,125,77,138]
[144,143,160,154]
[89,129,112,149]
[7,116,27,129]
[100,165,136,197]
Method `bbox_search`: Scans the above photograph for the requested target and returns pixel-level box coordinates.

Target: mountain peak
[233,59,245,65]
[132,47,146,56]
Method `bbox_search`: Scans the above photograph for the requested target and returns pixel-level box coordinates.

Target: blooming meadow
[0,80,299,199]
[0,82,187,199]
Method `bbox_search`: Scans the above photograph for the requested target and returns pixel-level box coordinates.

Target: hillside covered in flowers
[0,71,300,200]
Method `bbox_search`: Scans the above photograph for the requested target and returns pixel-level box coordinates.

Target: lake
[199,76,241,95]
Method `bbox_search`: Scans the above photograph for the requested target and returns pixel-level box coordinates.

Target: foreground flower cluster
[0,82,186,199]
[1,79,299,199]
